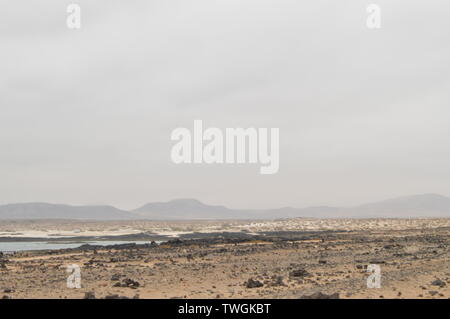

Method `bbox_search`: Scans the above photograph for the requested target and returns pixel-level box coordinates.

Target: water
[0,241,158,252]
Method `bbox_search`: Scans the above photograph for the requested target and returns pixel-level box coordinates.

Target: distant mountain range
[0,193,450,220]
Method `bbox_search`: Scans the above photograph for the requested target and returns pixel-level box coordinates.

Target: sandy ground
[0,218,449,299]
[1,218,449,237]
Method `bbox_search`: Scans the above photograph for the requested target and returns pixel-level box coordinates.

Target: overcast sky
[1,0,450,210]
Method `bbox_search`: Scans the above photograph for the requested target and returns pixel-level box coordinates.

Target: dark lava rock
[84,292,96,299]
[290,268,309,278]
[245,278,264,288]
[103,294,140,299]
[113,278,140,289]
[111,274,121,281]
[431,279,446,288]
[300,292,340,299]
[104,294,130,299]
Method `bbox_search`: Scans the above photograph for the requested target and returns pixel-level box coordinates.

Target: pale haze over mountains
[0,194,449,220]
[2,2,450,211]
[0,203,133,220]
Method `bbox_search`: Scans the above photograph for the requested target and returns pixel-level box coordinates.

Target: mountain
[132,198,243,219]
[341,193,450,218]
[0,203,137,220]
[132,194,450,219]
[132,198,316,219]
[1,194,450,220]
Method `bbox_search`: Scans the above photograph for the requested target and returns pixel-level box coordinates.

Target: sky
[1,0,450,210]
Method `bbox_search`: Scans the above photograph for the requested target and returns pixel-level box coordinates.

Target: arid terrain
[0,218,449,299]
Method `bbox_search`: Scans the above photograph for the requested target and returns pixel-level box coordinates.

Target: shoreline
[1,223,448,299]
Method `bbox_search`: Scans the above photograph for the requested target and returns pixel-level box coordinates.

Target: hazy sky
[1,0,450,210]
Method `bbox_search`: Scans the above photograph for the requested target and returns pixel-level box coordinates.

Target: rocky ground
[0,219,449,299]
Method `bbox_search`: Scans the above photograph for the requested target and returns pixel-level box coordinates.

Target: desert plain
[0,218,449,299]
